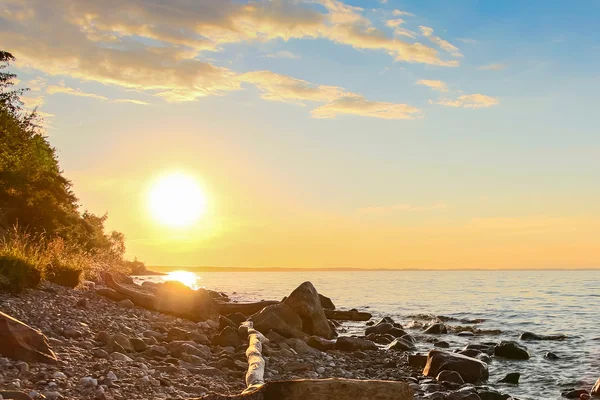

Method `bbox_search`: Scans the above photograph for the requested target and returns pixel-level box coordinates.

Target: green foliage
[0,50,140,289]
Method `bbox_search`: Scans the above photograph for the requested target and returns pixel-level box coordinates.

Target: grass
[0,226,127,292]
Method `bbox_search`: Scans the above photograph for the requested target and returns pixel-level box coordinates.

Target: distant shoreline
[145,266,600,273]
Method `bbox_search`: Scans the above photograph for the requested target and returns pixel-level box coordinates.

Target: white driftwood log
[241,321,269,392]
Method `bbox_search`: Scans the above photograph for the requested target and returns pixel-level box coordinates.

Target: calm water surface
[139,270,600,399]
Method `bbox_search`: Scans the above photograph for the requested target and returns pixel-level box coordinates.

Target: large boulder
[250,303,305,339]
[592,378,600,396]
[423,350,489,383]
[284,282,335,339]
[386,338,416,351]
[494,341,529,360]
[318,294,336,310]
[0,311,57,363]
[199,378,413,400]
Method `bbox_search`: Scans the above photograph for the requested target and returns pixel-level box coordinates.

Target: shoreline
[0,278,597,400]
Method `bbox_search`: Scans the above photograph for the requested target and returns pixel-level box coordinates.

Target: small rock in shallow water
[424,323,448,335]
[498,372,520,384]
[544,351,559,360]
[494,340,530,360]
[563,389,589,399]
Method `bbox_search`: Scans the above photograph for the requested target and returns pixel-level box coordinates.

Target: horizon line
[146,266,600,273]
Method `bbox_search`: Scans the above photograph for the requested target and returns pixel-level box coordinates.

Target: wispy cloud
[433,94,499,109]
[477,63,507,71]
[47,84,150,105]
[312,95,421,120]
[386,19,417,39]
[392,9,415,17]
[359,202,447,214]
[420,26,462,57]
[417,79,448,92]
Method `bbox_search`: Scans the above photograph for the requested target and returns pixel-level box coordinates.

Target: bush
[0,254,41,293]
[44,263,83,288]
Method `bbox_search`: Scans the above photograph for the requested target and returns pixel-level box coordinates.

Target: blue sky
[1,0,599,268]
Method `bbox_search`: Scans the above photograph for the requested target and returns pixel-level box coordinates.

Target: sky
[1,0,599,269]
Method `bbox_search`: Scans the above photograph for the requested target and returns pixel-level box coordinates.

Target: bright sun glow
[148,172,207,227]
[165,270,199,288]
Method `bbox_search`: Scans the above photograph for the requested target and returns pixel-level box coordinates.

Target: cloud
[416,79,448,92]
[392,9,415,17]
[47,84,150,105]
[242,70,421,120]
[312,95,421,120]
[385,19,417,39]
[47,85,109,101]
[477,63,507,71]
[419,26,462,58]
[359,202,447,214]
[240,70,344,104]
[265,51,300,59]
[433,94,499,109]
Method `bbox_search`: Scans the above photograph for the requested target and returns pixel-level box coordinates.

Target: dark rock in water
[424,323,448,334]
[477,353,492,364]
[520,331,566,341]
[446,389,482,400]
[0,311,57,364]
[306,335,335,351]
[251,303,304,338]
[408,354,428,369]
[562,389,589,398]
[365,322,393,336]
[498,372,520,384]
[423,350,489,383]
[368,334,393,345]
[318,294,336,310]
[435,341,450,348]
[458,331,475,337]
[284,281,336,339]
[592,378,600,396]
[387,337,416,351]
[436,370,464,384]
[335,336,378,351]
[545,351,559,360]
[462,343,495,356]
[376,316,395,325]
[388,327,407,338]
[218,316,238,331]
[225,312,247,326]
[211,326,242,347]
[494,340,530,360]
[365,321,375,326]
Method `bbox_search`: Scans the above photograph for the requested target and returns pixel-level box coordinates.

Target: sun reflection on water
[164,271,199,289]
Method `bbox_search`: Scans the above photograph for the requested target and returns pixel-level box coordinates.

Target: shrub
[0,254,41,293]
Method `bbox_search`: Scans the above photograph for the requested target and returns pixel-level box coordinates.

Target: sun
[148,172,207,227]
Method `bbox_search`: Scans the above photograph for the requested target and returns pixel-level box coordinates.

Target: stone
[498,372,520,384]
[106,371,118,381]
[436,370,464,384]
[53,371,67,379]
[283,362,313,372]
[250,303,305,339]
[266,330,287,343]
[335,337,378,351]
[170,342,211,359]
[218,316,238,332]
[386,338,416,351]
[95,331,110,344]
[167,327,192,341]
[79,377,98,387]
[423,350,489,383]
[494,341,529,360]
[225,312,247,326]
[318,294,336,310]
[446,390,482,400]
[147,345,169,357]
[434,341,450,348]
[544,352,559,360]
[117,299,134,308]
[211,326,242,347]
[563,389,589,399]
[307,336,335,351]
[458,331,474,337]
[592,378,600,396]
[283,281,336,339]
[110,352,133,362]
[388,327,407,338]
[130,338,147,352]
[92,348,109,358]
[519,331,566,341]
[0,311,57,363]
[107,333,133,353]
[365,323,393,336]
[424,323,447,334]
